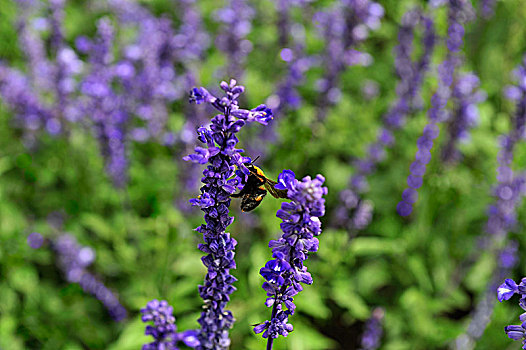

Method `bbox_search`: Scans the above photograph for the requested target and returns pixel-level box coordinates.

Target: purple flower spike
[254,171,327,348]
[442,73,486,163]
[360,307,384,350]
[397,0,473,216]
[141,299,199,350]
[49,234,127,321]
[484,57,526,238]
[214,0,254,80]
[333,8,436,230]
[314,0,384,122]
[185,80,271,349]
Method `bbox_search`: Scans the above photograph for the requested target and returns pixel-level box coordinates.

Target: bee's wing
[247,166,288,199]
[263,178,289,199]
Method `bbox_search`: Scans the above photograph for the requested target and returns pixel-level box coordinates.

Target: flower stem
[266,301,279,350]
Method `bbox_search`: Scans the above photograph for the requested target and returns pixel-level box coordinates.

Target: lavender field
[1,0,526,349]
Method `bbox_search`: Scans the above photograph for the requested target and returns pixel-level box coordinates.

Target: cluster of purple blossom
[214,0,254,80]
[141,299,199,350]
[0,0,82,146]
[78,18,131,187]
[1,0,207,188]
[480,0,497,18]
[313,0,384,121]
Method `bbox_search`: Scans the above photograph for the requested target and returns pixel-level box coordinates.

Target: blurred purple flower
[27,232,44,249]
[333,8,435,229]
[397,0,474,216]
[485,57,526,236]
[251,22,315,160]
[80,18,129,187]
[214,0,254,80]
[361,80,380,100]
[441,72,486,163]
[480,0,497,19]
[0,0,83,142]
[313,0,383,121]
[45,234,128,321]
[360,307,384,350]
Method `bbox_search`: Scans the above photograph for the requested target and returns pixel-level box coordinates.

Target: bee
[231,159,288,212]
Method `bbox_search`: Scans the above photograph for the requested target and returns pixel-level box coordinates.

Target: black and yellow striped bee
[231,160,289,212]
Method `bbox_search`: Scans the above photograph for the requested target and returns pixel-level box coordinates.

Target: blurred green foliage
[2,0,526,349]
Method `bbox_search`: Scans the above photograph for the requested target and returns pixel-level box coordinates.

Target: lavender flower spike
[441,72,486,163]
[141,299,199,350]
[254,170,327,349]
[51,234,127,320]
[214,0,254,80]
[333,8,436,230]
[184,79,272,349]
[360,307,385,350]
[484,56,526,238]
[397,0,474,216]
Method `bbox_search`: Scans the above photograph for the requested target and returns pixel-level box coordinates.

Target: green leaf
[349,237,406,256]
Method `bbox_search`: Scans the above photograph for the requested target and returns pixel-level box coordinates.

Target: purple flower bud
[396,201,413,216]
[27,232,44,249]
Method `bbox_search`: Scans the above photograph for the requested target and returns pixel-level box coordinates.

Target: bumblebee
[231,162,288,212]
